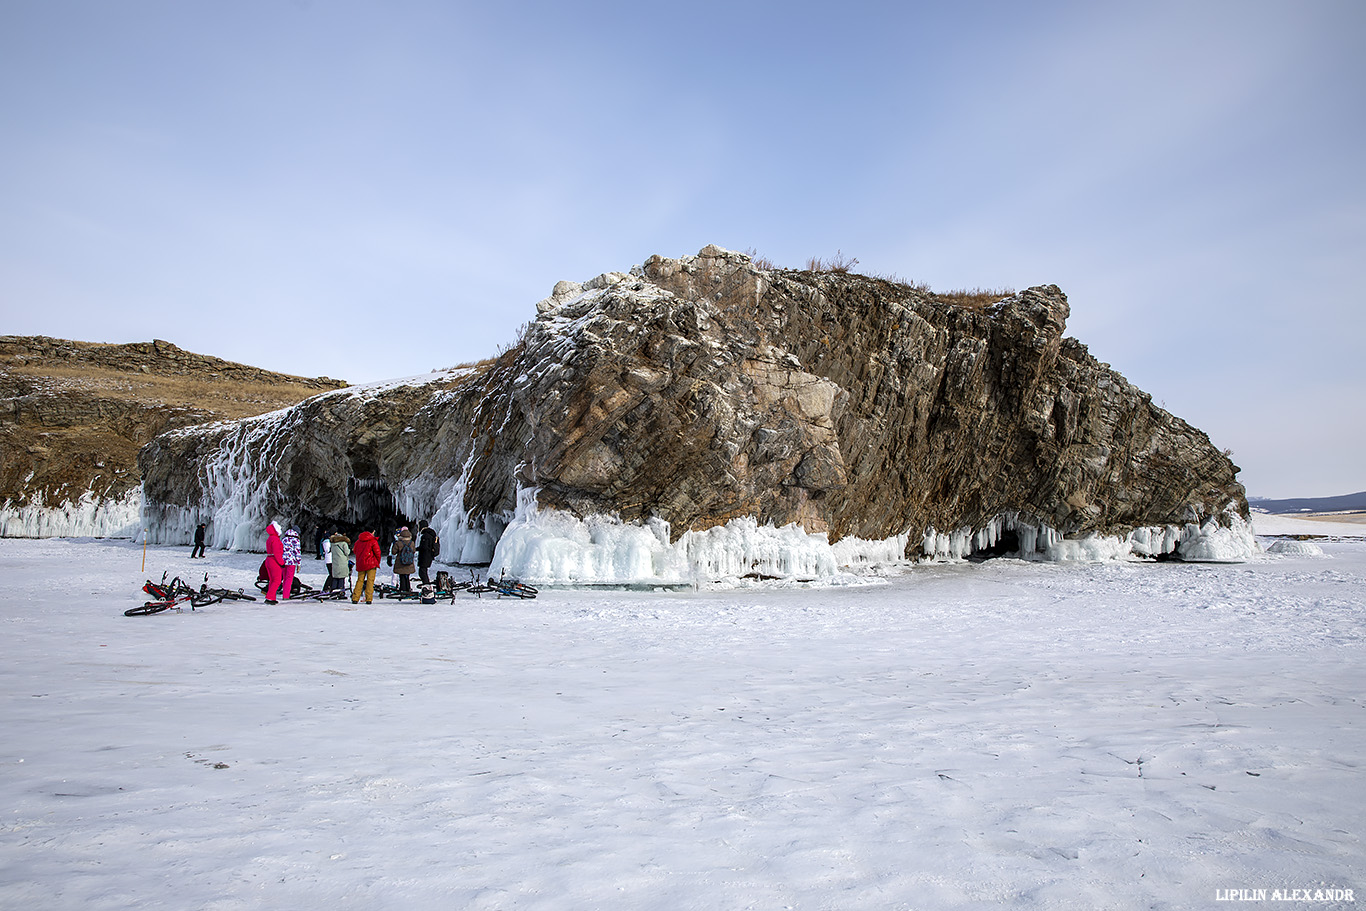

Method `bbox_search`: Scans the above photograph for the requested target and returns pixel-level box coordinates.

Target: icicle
[1044,533,1132,563]
[485,495,908,585]
[0,489,141,539]
[831,531,909,567]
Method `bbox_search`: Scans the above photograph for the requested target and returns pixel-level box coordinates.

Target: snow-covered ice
[2,537,1363,909]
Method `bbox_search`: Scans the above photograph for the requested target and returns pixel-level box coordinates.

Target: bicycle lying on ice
[126,572,257,616]
[432,568,536,600]
[252,571,350,602]
[490,569,538,600]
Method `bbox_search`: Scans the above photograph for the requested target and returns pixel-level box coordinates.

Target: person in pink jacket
[264,521,285,604]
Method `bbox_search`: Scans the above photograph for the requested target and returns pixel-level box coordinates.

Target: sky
[1,0,1362,499]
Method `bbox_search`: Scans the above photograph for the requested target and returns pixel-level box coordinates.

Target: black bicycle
[292,585,350,602]
[378,582,425,602]
[193,573,258,606]
[255,573,317,599]
[433,570,474,596]
[433,569,491,601]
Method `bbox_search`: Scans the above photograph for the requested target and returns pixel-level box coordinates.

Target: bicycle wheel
[192,592,226,607]
[221,590,257,602]
[126,601,172,616]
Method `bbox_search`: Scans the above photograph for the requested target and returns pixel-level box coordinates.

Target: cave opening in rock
[309,477,413,556]
[969,528,1021,561]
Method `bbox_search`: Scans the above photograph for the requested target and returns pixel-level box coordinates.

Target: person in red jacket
[263,521,285,604]
[351,529,383,604]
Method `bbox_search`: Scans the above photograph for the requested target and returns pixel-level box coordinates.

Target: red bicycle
[125,572,257,616]
[126,572,198,616]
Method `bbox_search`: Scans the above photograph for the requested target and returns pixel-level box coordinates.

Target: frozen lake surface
[2,537,1363,909]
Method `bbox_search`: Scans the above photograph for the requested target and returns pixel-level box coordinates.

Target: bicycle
[255,573,317,599]
[126,572,199,616]
[193,572,258,606]
[433,569,473,596]
[492,569,538,600]
[291,585,350,602]
[127,572,259,615]
[378,582,426,602]
[423,569,494,602]
[461,570,500,599]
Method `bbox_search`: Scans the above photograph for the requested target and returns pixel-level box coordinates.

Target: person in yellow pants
[350,529,382,604]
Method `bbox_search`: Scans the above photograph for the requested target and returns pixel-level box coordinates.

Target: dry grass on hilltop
[745,248,1015,310]
[4,362,336,420]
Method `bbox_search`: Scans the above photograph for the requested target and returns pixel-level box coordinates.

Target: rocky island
[138,246,1253,582]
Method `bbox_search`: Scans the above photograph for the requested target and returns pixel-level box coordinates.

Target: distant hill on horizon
[1248,491,1366,514]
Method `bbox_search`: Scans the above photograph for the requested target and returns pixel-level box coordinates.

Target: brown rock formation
[137,246,1247,568]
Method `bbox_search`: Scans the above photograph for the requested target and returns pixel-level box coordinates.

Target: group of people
[256,519,441,605]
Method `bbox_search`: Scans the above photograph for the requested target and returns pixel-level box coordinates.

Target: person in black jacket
[416,520,440,584]
[190,523,207,559]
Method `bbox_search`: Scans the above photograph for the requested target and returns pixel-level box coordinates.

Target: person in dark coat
[416,520,440,584]
[190,523,207,559]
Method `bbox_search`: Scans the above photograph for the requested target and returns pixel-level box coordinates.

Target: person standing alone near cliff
[190,523,207,559]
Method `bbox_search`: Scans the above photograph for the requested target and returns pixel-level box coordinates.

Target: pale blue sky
[2,0,1362,497]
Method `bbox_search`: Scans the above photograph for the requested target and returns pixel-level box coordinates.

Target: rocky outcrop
[0,336,345,537]
[139,246,1250,575]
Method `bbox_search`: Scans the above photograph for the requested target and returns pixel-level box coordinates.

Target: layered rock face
[140,246,1249,574]
[0,336,345,537]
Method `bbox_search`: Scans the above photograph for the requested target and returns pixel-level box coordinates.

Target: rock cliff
[0,336,345,537]
[139,246,1251,577]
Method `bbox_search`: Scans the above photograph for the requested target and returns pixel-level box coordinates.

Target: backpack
[398,541,414,566]
[420,583,436,604]
[434,570,452,593]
